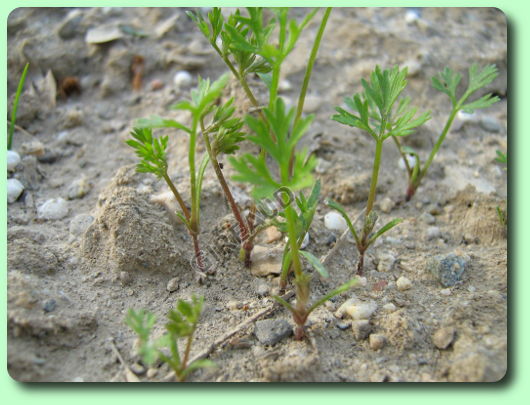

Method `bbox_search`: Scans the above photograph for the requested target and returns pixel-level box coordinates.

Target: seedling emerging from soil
[7,62,29,150]
[125,296,214,382]
[330,65,430,274]
[132,74,254,270]
[495,149,507,226]
[398,64,500,200]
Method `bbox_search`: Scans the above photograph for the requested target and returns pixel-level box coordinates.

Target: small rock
[146,368,158,379]
[42,299,57,313]
[398,154,416,171]
[150,79,164,91]
[382,303,397,313]
[479,116,502,133]
[279,79,292,92]
[264,226,282,244]
[335,298,357,319]
[419,212,436,225]
[427,252,470,287]
[37,198,69,220]
[7,150,21,171]
[300,232,310,249]
[355,276,368,287]
[315,159,331,174]
[405,8,420,23]
[352,319,371,340]
[303,95,321,113]
[324,212,348,233]
[166,277,179,292]
[369,334,386,350]
[426,226,441,240]
[336,320,351,330]
[63,109,84,128]
[67,178,92,200]
[255,280,270,297]
[432,327,455,349]
[346,300,377,320]
[119,271,132,286]
[404,59,422,77]
[173,71,192,88]
[378,197,394,213]
[85,24,124,44]
[377,252,396,272]
[396,276,412,291]
[58,12,83,39]
[440,288,452,296]
[250,245,283,277]
[130,362,146,376]
[254,319,292,346]
[20,141,45,156]
[7,178,24,203]
[69,214,94,236]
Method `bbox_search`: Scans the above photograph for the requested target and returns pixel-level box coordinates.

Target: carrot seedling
[398,64,500,200]
[125,296,214,382]
[7,62,29,150]
[330,65,430,274]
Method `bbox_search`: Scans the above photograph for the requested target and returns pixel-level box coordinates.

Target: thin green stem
[189,118,199,231]
[162,172,191,221]
[8,62,29,150]
[294,7,332,125]
[366,138,383,214]
[392,135,412,177]
[416,107,459,186]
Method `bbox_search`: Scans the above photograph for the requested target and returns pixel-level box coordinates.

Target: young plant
[495,149,507,226]
[7,62,29,150]
[125,296,214,382]
[230,99,356,340]
[132,73,255,269]
[330,65,431,274]
[398,64,500,200]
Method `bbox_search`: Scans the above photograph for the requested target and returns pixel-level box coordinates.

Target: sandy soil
[7,7,507,382]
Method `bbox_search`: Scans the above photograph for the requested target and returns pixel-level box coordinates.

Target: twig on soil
[109,337,140,383]
[161,290,296,381]
[320,228,350,266]
[6,120,33,137]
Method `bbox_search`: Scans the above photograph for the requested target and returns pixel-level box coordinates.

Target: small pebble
[405,8,420,23]
[336,320,351,330]
[324,212,348,233]
[467,285,476,293]
[440,288,452,296]
[69,214,94,236]
[303,95,322,113]
[404,59,422,77]
[278,79,292,92]
[382,303,397,313]
[426,226,441,240]
[67,178,92,199]
[150,79,164,91]
[264,226,282,244]
[173,71,192,88]
[7,150,21,171]
[369,334,386,351]
[356,276,368,287]
[432,327,455,349]
[255,280,269,297]
[63,109,84,128]
[130,362,146,376]
[20,141,45,157]
[346,301,377,320]
[379,197,394,213]
[479,116,502,133]
[352,319,371,340]
[7,178,25,203]
[300,232,310,249]
[146,368,158,379]
[42,299,57,313]
[377,252,396,272]
[419,212,436,225]
[37,198,69,220]
[396,276,412,291]
[427,252,470,287]
[166,277,179,292]
[398,154,416,170]
[254,319,292,346]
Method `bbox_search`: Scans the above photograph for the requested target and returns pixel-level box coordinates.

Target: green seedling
[398,64,500,201]
[125,296,214,382]
[495,149,507,226]
[132,73,254,269]
[231,99,356,340]
[330,65,430,274]
[7,62,29,150]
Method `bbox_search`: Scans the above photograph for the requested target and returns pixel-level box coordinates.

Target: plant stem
[200,121,252,267]
[162,172,191,221]
[8,62,30,150]
[189,118,199,231]
[294,7,331,124]
[391,135,412,177]
[366,138,383,214]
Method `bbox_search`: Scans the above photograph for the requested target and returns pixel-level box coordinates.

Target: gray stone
[7,178,24,203]
[419,212,436,225]
[58,13,84,39]
[38,198,69,220]
[426,252,470,287]
[426,226,441,240]
[69,214,94,236]
[254,319,292,346]
[42,299,57,313]
[166,277,179,292]
[352,319,372,340]
[432,326,455,349]
[67,178,92,200]
[369,334,386,350]
[479,116,502,133]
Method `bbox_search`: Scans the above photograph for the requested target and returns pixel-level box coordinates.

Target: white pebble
[346,300,377,320]
[7,150,21,172]
[324,211,348,233]
[405,9,420,23]
[166,277,179,292]
[382,303,397,313]
[440,288,452,296]
[355,276,368,287]
[173,71,192,88]
[7,178,24,203]
[279,79,292,92]
[303,95,322,113]
[426,226,441,240]
[398,154,416,170]
[396,276,412,291]
[300,232,310,249]
[38,198,69,220]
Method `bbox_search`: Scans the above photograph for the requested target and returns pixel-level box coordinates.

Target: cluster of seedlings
[124,7,500,381]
